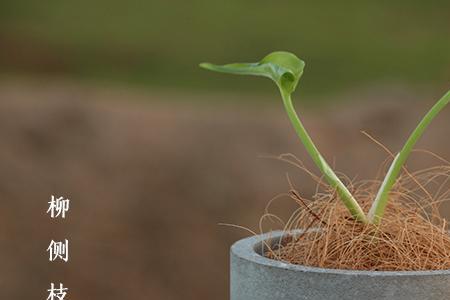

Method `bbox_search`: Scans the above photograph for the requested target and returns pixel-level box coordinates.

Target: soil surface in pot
[265,170,450,271]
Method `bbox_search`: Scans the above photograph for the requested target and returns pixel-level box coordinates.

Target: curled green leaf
[200,51,305,94]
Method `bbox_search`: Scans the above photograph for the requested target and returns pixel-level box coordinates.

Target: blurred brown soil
[0,78,449,299]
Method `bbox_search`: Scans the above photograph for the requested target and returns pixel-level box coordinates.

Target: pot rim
[231,230,450,276]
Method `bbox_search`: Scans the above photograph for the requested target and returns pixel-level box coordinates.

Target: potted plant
[200,52,450,300]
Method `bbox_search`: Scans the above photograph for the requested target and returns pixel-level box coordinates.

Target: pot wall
[231,231,450,300]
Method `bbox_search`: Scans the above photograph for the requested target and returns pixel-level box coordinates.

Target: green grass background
[1,0,450,98]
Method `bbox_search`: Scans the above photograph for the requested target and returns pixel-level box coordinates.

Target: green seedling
[368,89,450,224]
[200,51,450,225]
[200,52,367,223]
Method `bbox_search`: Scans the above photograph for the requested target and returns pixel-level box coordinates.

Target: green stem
[280,90,368,223]
[368,89,450,224]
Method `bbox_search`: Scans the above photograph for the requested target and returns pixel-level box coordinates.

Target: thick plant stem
[368,89,450,224]
[281,91,368,223]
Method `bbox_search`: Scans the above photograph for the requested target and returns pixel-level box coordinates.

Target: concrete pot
[231,230,450,300]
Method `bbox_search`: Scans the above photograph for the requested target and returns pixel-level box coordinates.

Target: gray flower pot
[231,231,450,300]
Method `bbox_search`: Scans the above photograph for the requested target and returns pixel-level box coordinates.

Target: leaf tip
[199,62,214,70]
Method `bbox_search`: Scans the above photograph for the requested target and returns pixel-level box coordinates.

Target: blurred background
[1,1,450,299]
